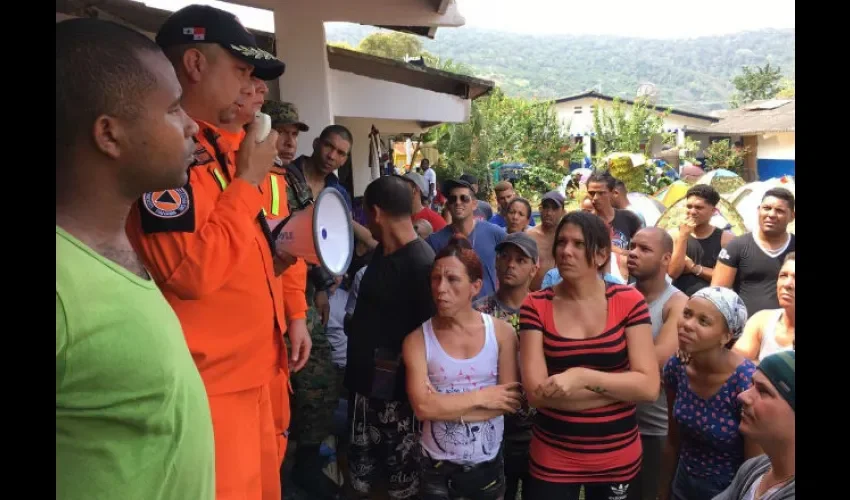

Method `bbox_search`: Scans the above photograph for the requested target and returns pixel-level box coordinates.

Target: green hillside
[324,24,795,113]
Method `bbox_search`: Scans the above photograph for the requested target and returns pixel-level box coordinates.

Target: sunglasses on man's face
[448,194,472,205]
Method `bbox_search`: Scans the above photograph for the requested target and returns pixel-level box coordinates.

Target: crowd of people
[56,4,795,500]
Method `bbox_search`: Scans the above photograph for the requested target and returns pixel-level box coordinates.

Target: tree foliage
[703,139,749,175]
[357,32,424,60]
[327,41,355,50]
[660,133,703,164]
[776,78,795,98]
[590,97,675,194]
[327,24,795,113]
[730,63,783,107]
[355,31,477,76]
[427,88,582,201]
[592,97,668,156]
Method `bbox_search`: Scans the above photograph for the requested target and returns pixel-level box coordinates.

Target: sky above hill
[135,0,794,39]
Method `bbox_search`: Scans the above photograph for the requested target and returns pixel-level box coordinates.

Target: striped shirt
[519,283,651,484]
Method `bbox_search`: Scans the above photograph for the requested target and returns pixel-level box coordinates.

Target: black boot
[281,445,310,500]
[291,444,343,500]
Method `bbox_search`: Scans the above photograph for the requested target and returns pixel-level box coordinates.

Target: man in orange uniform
[125,6,309,500]
[223,79,313,490]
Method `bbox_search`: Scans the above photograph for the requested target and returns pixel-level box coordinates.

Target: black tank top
[672,227,723,296]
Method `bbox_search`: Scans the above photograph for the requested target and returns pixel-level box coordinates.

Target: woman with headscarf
[733,253,795,363]
[712,351,795,500]
[660,287,762,500]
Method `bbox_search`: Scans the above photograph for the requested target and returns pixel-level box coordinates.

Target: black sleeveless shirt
[672,227,724,296]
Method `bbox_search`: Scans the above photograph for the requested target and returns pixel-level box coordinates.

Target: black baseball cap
[460,173,479,185]
[541,190,566,208]
[443,178,474,195]
[155,5,285,81]
[496,232,539,262]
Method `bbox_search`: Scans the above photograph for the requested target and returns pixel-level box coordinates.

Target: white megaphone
[274,187,354,276]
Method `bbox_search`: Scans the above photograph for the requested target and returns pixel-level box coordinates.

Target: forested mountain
[325,24,795,113]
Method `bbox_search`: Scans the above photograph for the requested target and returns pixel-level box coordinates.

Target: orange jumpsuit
[126,122,299,500]
[259,164,309,467]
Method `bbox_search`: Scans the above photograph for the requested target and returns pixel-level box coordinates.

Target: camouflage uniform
[264,100,342,499]
[262,99,339,447]
[285,283,340,445]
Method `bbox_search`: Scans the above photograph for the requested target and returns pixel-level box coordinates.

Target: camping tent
[656,197,748,236]
[695,169,746,194]
[732,178,796,233]
[627,192,666,227]
[654,180,691,208]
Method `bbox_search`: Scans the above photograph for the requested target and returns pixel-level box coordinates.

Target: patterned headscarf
[691,286,748,339]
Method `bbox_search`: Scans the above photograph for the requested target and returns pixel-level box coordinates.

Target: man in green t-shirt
[56,19,214,499]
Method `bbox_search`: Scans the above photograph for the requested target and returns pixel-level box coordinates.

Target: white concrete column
[677,128,686,147]
[272,6,334,158]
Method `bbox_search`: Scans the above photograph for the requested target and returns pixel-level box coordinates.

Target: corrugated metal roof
[687,99,795,135]
[554,90,719,123]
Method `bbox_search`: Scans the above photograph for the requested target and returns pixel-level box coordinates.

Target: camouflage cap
[261,100,309,132]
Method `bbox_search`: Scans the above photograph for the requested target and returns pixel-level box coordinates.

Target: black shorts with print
[347,393,420,499]
[419,446,506,500]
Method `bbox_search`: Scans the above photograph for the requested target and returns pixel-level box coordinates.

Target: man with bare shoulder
[527,191,565,290]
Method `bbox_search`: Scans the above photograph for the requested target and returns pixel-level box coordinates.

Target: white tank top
[420,313,504,465]
[758,309,794,361]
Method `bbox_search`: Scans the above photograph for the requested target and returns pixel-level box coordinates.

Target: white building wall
[757,132,795,160]
[554,97,599,136]
[553,98,716,137]
[554,98,717,157]
[330,70,471,123]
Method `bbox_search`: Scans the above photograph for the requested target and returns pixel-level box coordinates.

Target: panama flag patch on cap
[182,27,206,40]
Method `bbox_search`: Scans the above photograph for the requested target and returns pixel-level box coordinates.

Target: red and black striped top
[519,283,651,484]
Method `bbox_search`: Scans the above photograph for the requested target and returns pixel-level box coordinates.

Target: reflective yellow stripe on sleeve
[270,174,280,217]
[212,168,229,190]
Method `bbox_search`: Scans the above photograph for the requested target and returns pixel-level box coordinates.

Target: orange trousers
[208,382,289,500]
[269,372,292,465]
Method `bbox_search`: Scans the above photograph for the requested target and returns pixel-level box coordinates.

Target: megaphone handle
[270,213,292,243]
[257,211,276,255]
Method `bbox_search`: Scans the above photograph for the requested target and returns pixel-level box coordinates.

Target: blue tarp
[758,159,795,180]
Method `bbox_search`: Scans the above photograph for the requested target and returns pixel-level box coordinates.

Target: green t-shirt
[56,226,215,500]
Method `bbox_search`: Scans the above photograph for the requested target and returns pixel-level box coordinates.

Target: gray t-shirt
[636,283,681,436]
[326,287,350,368]
[712,455,795,500]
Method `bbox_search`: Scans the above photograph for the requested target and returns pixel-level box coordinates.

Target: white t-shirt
[423,168,437,195]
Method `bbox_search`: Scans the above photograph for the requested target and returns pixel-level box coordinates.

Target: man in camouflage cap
[262,100,309,167]
[262,99,342,500]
